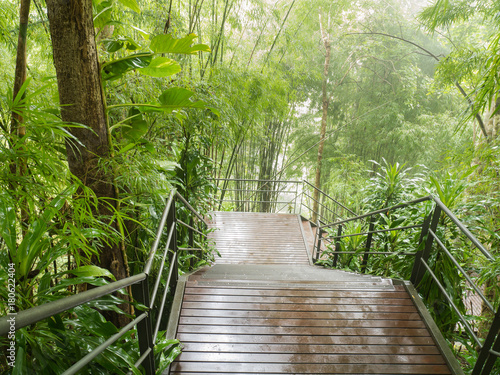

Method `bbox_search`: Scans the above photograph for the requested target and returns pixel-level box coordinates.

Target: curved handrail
[321,196,433,229]
[212,178,358,226]
[315,194,500,375]
[0,273,147,334]
[0,189,209,375]
[302,180,358,217]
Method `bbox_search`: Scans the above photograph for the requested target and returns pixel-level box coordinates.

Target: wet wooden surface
[207,212,309,265]
[171,212,453,374]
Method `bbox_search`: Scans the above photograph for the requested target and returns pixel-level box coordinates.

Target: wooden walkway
[167,212,457,374]
[207,212,310,265]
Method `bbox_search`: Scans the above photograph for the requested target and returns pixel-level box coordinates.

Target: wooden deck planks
[208,212,309,265]
[170,212,453,374]
[173,281,451,374]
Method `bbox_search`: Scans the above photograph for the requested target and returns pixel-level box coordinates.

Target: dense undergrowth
[317,153,500,374]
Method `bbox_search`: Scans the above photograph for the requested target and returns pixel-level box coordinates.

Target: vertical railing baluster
[480,330,500,375]
[361,217,375,273]
[411,205,441,288]
[315,221,323,262]
[473,305,500,375]
[299,181,305,216]
[132,278,155,375]
[169,195,178,295]
[188,216,194,269]
[333,224,342,267]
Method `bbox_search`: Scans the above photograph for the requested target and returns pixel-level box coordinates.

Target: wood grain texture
[171,212,452,374]
[208,212,309,265]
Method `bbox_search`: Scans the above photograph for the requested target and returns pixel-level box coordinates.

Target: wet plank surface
[171,212,453,374]
[207,212,309,265]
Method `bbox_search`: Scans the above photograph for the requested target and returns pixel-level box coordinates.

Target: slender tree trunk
[46,0,131,327]
[12,0,30,133]
[10,0,31,231]
[261,0,296,73]
[312,11,331,223]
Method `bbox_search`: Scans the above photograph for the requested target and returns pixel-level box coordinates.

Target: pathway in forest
[166,212,457,374]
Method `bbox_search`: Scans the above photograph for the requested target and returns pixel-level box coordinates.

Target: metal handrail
[212,179,358,227]
[302,191,344,220]
[0,189,209,375]
[321,196,433,229]
[213,177,303,183]
[0,273,147,334]
[433,197,493,260]
[303,180,357,216]
[314,194,500,374]
[328,223,423,240]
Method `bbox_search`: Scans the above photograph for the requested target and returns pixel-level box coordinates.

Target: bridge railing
[315,196,500,375]
[0,190,208,375]
[212,178,356,224]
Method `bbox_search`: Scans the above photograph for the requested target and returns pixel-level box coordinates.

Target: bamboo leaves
[17,185,77,279]
[0,195,16,256]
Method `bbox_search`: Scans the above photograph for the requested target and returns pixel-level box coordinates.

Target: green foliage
[150,34,211,55]
[419,0,500,125]
[362,159,424,210]
[101,33,210,81]
[4,0,500,372]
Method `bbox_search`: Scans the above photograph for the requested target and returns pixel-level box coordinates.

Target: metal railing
[212,178,356,224]
[314,195,500,375]
[0,190,208,375]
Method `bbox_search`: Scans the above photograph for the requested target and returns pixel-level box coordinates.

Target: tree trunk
[10,0,31,231]
[12,0,30,133]
[46,0,131,327]
[312,11,331,223]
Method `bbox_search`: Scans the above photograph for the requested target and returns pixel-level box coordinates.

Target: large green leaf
[69,265,117,280]
[101,53,152,81]
[93,1,113,29]
[158,87,206,109]
[122,107,148,141]
[102,37,140,53]
[138,57,181,77]
[102,39,125,53]
[150,34,210,55]
[116,0,140,13]
[107,88,216,114]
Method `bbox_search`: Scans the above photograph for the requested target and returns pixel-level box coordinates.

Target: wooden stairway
[166,212,457,374]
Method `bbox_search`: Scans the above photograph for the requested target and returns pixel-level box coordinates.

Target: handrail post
[473,305,500,375]
[315,221,323,262]
[132,278,155,375]
[188,216,194,269]
[333,224,342,267]
[411,205,441,288]
[299,181,305,216]
[294,181,298,214]
[361,217,375,273]
[410,212,432,284]
[169,194,178,294]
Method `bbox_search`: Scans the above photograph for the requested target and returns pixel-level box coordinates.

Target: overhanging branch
[346,31,489,140]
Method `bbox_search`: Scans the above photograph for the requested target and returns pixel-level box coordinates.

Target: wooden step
[167,211,455,375]
[172,273,451,374]
[208,212,309,265]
